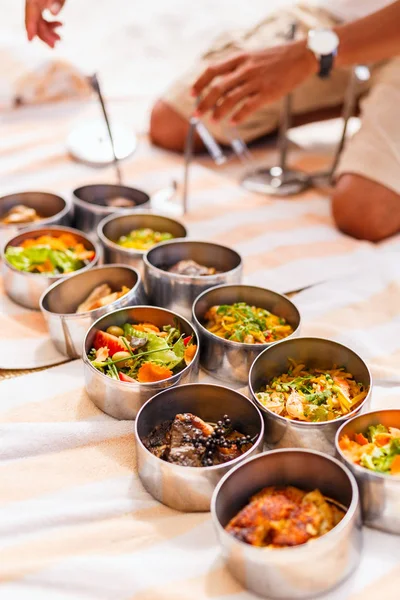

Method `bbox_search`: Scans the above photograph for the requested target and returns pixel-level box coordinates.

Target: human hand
[192,41,318,123]
[25,0,66,47]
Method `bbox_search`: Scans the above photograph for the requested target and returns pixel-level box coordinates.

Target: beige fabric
[163,3,400,194]
[336,57,400,194]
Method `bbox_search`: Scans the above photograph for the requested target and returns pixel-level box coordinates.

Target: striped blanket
[1,100,400,599]
[1,252,400,598]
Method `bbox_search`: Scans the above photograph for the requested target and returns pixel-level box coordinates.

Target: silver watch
[307,28,339,78]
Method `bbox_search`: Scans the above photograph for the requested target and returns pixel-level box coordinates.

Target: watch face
[308,29,339,55]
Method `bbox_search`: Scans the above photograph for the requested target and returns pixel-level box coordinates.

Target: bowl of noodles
[192,285,300,386]
[249,337,372,455]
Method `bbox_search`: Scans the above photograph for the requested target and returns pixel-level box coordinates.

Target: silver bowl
[336,409,400,534]
[143,239,243,320]
[0,191,72,247]
[98,212,187,273]
[192,284,301,387]
[211,449,362,599]
[83,306,199,420]
[72,183,150,234]
[135,383,264,512]
[1,225,100,310]
[249,337,372,456]
[40,264,146,359]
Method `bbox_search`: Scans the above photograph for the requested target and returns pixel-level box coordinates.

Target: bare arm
[334,1,400,67]
[192,1,400,123]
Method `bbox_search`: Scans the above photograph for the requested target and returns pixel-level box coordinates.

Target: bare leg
[149,99,347,153]
[332,173,400,242]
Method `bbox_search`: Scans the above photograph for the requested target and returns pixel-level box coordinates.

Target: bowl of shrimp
[249,337,372,455]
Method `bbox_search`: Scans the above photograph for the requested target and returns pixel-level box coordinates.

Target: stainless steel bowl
[249,337,372,456]
[144,239,243,320]
[40,264,146,359]
[135,383,264,512]
[1,225,100,310]
[192,285,301,387]
[72,184,150,234]
[211,449,362,599]
[98,212,188,273]
[83,306,199,420]
[0,191,72,247]
[336,409,400,534]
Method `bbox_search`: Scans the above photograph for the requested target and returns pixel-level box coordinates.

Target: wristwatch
[307,29,340,78]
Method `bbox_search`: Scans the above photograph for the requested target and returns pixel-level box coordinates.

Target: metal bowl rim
[211,448,360,554]
[1,224,100,280]
[39,263,142,318]
[335,408,400,481]
[144,238,243,282]
[248,336,372,428]
[72,184,150,215]
[192,284,301,349]
[0,191,72,231]
[134,382,265,472]
[97,212,188,256]
[82,305,199,388]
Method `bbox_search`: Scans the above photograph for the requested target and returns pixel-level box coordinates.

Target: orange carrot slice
[137,362,172,383]
[184,344,197,365]
[374,433,392,447]
[354,433,369,446]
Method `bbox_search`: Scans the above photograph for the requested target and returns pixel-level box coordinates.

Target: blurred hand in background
[25,0,66,47]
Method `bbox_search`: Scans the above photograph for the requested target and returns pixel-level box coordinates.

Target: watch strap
[319,53,334,78]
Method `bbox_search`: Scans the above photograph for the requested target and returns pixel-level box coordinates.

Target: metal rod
[223,124,253,164]
[90,73,123,185]
[328,66,359,179]
[278,22,297,171]
[192,119,227,165]
[182,119,195,215]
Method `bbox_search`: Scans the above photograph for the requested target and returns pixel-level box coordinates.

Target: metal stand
[89,74,123,184]
[241,23,310,196]
[67,74,137,168]
[310,65,370,188]
[182,119,196,215]
[181,110,228,214]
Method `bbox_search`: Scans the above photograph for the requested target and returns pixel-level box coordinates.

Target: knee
[150,99,199,153]
[332,174,400,242]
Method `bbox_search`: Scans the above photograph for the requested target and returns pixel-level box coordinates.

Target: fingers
[212,83,255,120]
[47,0,66,14]
[37,17,61,47]
[196,66,251,115]
[231,94,264,124]
[191,53,245,96]
[25,0,41,40]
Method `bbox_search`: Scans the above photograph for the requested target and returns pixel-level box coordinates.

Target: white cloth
[315,0,395,22]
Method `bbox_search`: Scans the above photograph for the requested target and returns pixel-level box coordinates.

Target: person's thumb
[47,0,66,15]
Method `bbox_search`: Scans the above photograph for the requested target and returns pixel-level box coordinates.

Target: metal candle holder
[89,74,123,184]
[67,74,137,170]
[310,65,370,188]
[241,22,310,197]
[178,37,369,210]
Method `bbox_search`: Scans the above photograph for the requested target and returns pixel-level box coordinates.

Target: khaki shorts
[163,3,400,194]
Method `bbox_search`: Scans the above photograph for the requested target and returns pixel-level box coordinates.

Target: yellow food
[204,302,293,344]
[256,360,368,423]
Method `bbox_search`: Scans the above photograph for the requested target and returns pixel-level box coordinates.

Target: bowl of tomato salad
[336,409,400,534]
[83,306,199,419]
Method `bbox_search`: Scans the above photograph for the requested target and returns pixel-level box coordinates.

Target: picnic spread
[1,97,400,600]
